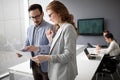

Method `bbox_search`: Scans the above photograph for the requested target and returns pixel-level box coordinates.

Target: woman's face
[47,10,61,25]
[105,37,111,43]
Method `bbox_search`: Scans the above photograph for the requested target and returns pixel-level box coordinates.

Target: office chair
[96,56,120,80]
[116,55,120,78]
[87,43,95,48]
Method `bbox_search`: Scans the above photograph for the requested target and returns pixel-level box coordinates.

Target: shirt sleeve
[100,41,116,54]
[38,45,50,54]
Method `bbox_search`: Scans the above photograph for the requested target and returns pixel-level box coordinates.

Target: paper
[16,49,31,58]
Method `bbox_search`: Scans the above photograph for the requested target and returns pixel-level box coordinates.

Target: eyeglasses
[30,14,41,19]
[48,12,54,18]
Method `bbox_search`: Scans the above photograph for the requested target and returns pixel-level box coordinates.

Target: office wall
[60,0,120,45]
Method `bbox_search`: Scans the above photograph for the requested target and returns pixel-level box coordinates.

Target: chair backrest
[116,55,120,63]
[105,58,118,73]
[97,54,120,73]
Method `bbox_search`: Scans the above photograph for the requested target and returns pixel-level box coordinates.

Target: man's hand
[24,46,39,52]
[16,53,23,58]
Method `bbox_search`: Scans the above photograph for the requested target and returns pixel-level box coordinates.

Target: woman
[31,1,78,80]
[96,33,120,56]
[96,33,120,72]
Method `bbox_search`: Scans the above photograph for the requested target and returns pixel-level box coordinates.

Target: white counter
[9,45,104,80]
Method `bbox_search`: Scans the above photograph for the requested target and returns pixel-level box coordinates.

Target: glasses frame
[48,12,54,18]
[29,14,41,20]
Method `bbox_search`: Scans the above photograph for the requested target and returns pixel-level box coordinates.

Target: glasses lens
[48,12,54,18]
[30,14,41,19]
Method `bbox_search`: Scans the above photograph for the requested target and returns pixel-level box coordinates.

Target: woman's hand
[46,29,54,43]
[31,55,51,64]
[96,44,101,53]
[96,44,101,50]
[16,53,23,57]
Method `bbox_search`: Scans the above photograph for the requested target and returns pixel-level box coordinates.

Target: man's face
[29,9,43,26]
[103,32,108,37]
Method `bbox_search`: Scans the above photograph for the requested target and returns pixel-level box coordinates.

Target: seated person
[96,33,120,56]
[96,33,120,72]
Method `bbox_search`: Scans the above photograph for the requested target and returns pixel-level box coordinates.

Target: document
[16,49,31,58]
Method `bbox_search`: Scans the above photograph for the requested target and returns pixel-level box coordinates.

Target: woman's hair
[46,1,77,30]
[105,33,114,40]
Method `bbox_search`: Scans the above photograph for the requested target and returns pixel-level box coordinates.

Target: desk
[75,48,104,80]
[76,45,87,54]
[8,45,87,80]
[8,45,103,80]
[9,61,32,80]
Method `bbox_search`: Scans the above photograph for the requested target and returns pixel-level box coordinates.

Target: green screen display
[77,18,104,36]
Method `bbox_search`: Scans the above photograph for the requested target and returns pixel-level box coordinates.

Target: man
[103,30,110,37]
[97,30,110,48]
[19,4,53,80]
[102,30,111,48]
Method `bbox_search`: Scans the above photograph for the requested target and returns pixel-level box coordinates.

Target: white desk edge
[8,45,104,80]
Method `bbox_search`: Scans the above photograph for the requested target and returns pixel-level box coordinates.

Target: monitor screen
[77,18,104,36]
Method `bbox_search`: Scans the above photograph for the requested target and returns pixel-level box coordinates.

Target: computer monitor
[77,18,104,36]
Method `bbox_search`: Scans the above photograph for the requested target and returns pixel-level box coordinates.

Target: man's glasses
[30,14,41,19]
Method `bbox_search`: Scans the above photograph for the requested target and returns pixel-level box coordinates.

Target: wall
[60,0,120,45]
